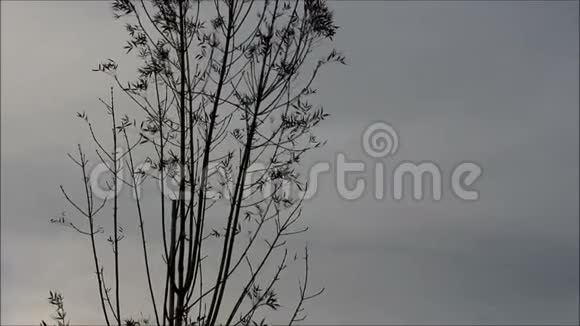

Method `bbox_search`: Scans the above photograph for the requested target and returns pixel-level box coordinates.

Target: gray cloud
[1,1,578,325]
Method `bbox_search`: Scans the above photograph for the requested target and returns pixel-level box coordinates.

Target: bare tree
[47,1,344,325]
[41,292,70,326]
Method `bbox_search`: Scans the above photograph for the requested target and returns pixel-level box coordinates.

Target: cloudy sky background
[1,1,579,324]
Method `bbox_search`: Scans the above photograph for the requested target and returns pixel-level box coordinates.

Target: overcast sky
[1,1,579,325]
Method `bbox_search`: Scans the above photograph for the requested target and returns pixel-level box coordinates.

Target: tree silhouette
[45,1,343,325]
